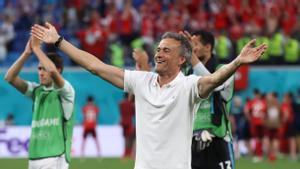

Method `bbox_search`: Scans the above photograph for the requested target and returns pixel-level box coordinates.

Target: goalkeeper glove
[194,129,215,151]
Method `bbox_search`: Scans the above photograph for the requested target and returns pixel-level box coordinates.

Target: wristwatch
[54,36,64,47]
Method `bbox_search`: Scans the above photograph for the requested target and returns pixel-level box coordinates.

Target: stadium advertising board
[0,126,124,158]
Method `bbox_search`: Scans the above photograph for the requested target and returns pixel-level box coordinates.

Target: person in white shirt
[31,22,267,169]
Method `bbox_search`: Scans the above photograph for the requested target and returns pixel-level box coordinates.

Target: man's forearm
[58,38,125,89]
[190,53,200,67]
[33,47,57,72]
[210,59,240,88]
[58,39,102,72]
[5,52,30,82]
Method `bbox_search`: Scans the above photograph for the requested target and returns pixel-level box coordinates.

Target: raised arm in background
[31,22,124,89]
[31,36,65,88]
[4,39,32,93]
[132,48,151,71]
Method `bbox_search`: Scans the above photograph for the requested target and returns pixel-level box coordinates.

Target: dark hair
[253,88,260,95]
[47,53,64,73]
[87,95,94,102]
[272,92,278,98]
[287,92,293,99]
[193,30,215,52]
[161,32,192,66]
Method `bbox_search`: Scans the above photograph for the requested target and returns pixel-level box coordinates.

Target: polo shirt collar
[153,71,184,88]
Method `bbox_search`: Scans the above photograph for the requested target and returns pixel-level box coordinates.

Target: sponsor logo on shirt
[32,118,59,128]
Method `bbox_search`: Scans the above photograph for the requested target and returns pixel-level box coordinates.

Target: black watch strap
[54,36,63,47]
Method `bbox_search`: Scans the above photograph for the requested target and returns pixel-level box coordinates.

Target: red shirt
[141,16,154,37]
[82,103,99,129]
[281,102,294,123]
[119,100,135,126]
[77,23,108,61]
[214,9,228,31]
[120,10,133,35]
[250,98,266,125]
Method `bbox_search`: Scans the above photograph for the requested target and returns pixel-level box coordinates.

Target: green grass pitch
[0,157,299,169]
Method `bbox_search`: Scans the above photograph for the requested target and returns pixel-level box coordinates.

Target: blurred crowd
[231,89,300,162]
[0,0,299,67]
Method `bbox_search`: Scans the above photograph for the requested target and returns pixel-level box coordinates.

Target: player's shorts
[250,124,264,138]
[122,124,135,137]
[234,114,251,140]
[29,154,69,169]
[191,137,235,169]
[264,128,280,139]
[284,123,297,138]
[83,128,97,138]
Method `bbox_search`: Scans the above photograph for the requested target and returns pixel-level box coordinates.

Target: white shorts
[28,154,69,169]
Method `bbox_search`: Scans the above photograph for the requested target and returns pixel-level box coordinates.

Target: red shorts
[264,128,280,139]
[250,125,264,138]
[83,128,97,138]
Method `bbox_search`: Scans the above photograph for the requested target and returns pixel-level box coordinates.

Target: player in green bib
[5,36,75,169]
[182,30,235,169]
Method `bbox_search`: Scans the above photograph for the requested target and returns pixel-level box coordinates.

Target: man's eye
[163,49,170,53]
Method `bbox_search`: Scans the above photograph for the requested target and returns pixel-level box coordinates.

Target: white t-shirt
[124,70,202,169]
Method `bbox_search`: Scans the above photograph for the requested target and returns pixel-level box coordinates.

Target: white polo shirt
[124,70,202,169]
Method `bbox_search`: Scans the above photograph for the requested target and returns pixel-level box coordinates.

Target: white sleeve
[192,62,211,76]
[188,75,204,104]
[124,70,147,94]
[124,70,135,93]
[56,80,75,120]
[193,62,225,91]
[220,75,234,102]
[24,81,40,98]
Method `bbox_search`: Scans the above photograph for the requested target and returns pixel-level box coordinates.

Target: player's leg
[211,138,235,169]
[127,125,135,157]
[92,128,101,156]
[81,129,88,156]
[191,135,210,169]
[251,125,264,162]
[122,125,129,158]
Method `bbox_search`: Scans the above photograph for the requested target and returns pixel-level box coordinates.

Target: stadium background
[0,0,300,169]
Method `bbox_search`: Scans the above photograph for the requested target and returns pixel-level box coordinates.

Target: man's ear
[58,68,62,74]
[205,44,212,52]
[179,56,186,66]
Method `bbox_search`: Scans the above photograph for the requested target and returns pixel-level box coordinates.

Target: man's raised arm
[198,39,267,98]
[31,22,124,89]
[4,39,32,94]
